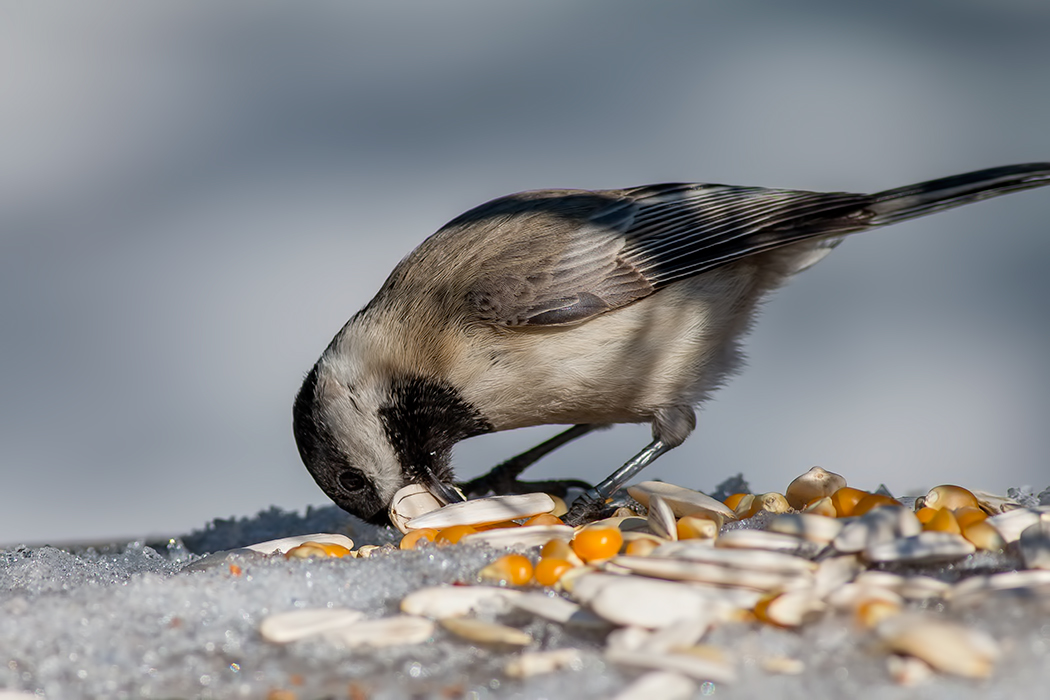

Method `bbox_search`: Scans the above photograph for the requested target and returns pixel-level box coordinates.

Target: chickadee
[293,163,1050,524]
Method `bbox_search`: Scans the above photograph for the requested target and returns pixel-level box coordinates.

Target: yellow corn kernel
[953,506,988,529]
[549,495,569,517]
[676,515,719,540]
[732,494,756,518]
[745,492,791,518]
[623,537,661,557]
[830,487,869,517]
[851,493,903,517]
[803,496,838,518]
[723,492,751,510]
[435,524,478,545]
[533,557,574,586]
[522,513,564,527]
[571,527,624,562]
[399,528,439,550]
[914,506,938,524]
[285,542,351,559]
[962,520,1006,551]
[855,598,901,628]
[922,484,979,511]
[479,553,534,586]
[473,520,520,531]
[923,507,961,534]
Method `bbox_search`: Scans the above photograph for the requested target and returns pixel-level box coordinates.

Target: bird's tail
[866,163,1050,227]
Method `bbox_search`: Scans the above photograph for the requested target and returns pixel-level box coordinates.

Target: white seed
[646,494,678,541]
[864,531,975,564]
[606,625,655,652]
[354,544,385,559]
[886,654,934,686]
[439,617,531,646]
[606,647,737,684]
[1020,519,1050,570]
[759,590,827,627]
[388,483,444,534]
[832,507,921,553]
[813,555,863,597]
[768,512,844,544]
[627,481,737,520]
[459,524,574,548]
[714,529,806,554]
[584,515,651,532]
[826,583,903,612]
[259,608,365,643]
[950,569,1050,606]
[400,585,521,619]
[505,649,583,678]
[244,533,354,555]
[610,671,697,700]
[511,592,583,624]
[971,489,1026,514]
[897,576,952,601]
[761,656,805,675]
[584,575,735,628]
[652,541,817,575]
[986,508,1044,543]
[325,615,435,648]
[406,493,555,530]
[606,556,811,593]
[784,467,847,510]
[637,617,711,653]
[876,613,999,678]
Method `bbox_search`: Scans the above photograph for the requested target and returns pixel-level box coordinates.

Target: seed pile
[246,468,1050,697]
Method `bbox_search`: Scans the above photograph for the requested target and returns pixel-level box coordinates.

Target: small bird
[293,163,1050,524]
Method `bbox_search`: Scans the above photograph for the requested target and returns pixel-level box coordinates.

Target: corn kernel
[399,528,439,550]
[623,537,661,557]
[284,542,351,559]
[962,520,1006,551]
[923,507,961,534]
[473,520,521,531]
[533,557,574,586]
[851,493,903,517]
[914,506,938,524]
[549,495,569,517]
[830,487,869,517]
[571,527,624,562]
[733,494,756,518]
[802,496,837,518]
[954,506,988,529]
[723,492,751,510]
[745,492,791,517]
[479,553,534,586]
[922,484,979,511]
[522,513,563,527]
[435,525,478,545]
[677,515,719,540]
[856,598,901,628]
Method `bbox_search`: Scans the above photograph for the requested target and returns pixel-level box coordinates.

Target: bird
[292,163,1050,525]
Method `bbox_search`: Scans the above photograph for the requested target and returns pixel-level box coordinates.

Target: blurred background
[2,0,1049,545]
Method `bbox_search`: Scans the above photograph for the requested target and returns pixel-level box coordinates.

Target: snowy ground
[3,495,1050,700]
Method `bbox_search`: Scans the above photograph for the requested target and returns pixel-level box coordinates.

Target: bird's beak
[422,466,467,505]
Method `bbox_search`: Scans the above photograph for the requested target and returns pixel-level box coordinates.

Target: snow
[2,503,1050,699]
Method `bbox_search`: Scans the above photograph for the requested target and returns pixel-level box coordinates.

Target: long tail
[866,163,1050,227]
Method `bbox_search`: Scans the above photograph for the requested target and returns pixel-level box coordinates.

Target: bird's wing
[463,183,873,327]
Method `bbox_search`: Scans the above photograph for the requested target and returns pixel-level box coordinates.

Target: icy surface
[2,503,1050,699]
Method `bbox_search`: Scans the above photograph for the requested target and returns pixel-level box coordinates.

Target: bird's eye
[338,470,366,493]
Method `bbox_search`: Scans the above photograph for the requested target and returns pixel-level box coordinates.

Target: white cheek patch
[316,355,406,505]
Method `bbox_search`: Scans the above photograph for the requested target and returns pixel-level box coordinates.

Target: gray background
[2,0,1049,545]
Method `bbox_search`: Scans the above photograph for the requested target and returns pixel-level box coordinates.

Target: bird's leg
[563,438,673,525]
[563,405,694,525]
[459,424,599,498]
